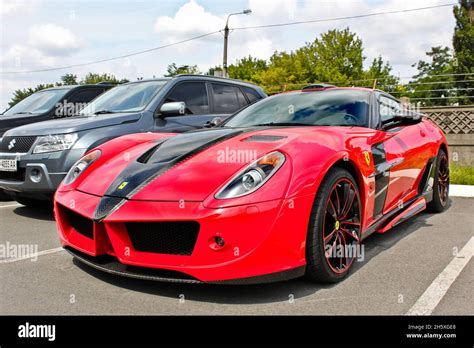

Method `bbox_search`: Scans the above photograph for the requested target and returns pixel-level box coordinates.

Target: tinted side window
[243,87,261,103]
[211,83,241,113]
[236,87,248,108]
[165,82,209,115]
[67,89,104,104]
[379,96,402,123]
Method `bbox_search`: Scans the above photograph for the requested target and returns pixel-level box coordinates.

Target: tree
[304,28,365,85]
[80,72,126,84]
[227,56,268,81]
[8,84,55,108]
[408,46,454,106]
[164,63,200,77]
[453,0,474,105]
[60,73,78,85]
[363,56,399,92]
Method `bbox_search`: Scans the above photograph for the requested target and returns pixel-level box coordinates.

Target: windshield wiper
[253,122,312,127]
[13,112,34,115]
[93,110,118,115]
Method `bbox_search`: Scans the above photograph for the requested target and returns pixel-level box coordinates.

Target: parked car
[0,75,266,205]
[54,86,449,284]
[0,83,114,200]
[0,83,115,136]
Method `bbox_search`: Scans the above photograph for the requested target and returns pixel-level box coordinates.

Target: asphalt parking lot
[0,197,472,315]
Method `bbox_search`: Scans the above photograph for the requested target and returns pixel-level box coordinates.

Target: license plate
[0,159,17,172]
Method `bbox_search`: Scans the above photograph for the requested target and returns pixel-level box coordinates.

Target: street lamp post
[223,9,251,78]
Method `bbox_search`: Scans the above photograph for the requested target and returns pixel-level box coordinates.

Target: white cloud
[1,44,56,71]
[28,24,84,56]
[154,0,223,40]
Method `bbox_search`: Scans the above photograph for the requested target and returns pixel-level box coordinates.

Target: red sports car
[54,87,449,284]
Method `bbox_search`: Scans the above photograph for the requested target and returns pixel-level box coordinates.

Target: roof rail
[173,74,260,86]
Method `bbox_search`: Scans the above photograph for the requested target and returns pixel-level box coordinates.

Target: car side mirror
[158,102,186,117]
[382,111,423,130]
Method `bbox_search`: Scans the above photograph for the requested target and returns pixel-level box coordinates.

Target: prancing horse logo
[8,139,16,150]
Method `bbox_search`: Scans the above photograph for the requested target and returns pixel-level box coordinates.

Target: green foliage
[450,164,474,185]
[60,73,78,85]
[81,72,127,84]
[364,56,399,92]
[453,0,474,105]
[165,63,201,77]
[407,46,454,106]
[227,56,268,82]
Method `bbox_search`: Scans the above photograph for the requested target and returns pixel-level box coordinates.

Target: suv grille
[0,136,37,153]
[126,221,200,256]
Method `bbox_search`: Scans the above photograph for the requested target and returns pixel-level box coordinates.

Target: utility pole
[223,9,251,78]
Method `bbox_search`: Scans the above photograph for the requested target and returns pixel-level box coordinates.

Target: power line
[0,3,456,75]
[390,87,474,95]
[0,31,221,74]
[232,3,456,30]
[410,95,474,100]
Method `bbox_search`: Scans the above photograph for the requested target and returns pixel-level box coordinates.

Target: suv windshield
[79,80,168,115]
[2,88,72,116]
[224,89,370,128]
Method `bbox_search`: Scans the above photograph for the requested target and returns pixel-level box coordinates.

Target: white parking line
[450,184,474,197]
[407,236,474,315]
[0,203,21,209]
[0,247,64,264]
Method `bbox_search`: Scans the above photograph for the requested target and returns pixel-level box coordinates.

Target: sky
[0,0,457,111]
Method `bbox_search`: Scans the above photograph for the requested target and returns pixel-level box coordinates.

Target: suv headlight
[63,150,101,185]
[215,151,285,199]
[33,133,78,154]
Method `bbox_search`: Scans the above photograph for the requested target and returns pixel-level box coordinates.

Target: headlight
[33,133,78,154]
[63,150,101,185]
[215,151,285,199]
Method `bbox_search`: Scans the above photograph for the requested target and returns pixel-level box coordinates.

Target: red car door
[373,95,431,217]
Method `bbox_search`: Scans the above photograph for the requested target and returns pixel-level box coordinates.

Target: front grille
[0,168,25,182]
[64,208,94,239]
[126,221,200,256]
[0,136,37,153]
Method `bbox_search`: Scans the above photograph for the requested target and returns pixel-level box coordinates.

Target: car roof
[121,75,262,89]
[42,83,115,91]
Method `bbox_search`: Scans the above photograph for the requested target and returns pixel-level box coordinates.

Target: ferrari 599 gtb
[54,86,449,284]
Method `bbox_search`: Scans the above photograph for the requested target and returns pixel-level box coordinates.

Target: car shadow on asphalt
[13,205,55,222]
[70,199,452,305]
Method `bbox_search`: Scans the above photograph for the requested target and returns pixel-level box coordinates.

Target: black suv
[0,83,114,136]
[0,75,266,205]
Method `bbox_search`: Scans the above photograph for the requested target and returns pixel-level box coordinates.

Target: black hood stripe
[93,128,253,222]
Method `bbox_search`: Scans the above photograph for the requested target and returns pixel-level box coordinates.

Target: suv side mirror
[158,102,186,117]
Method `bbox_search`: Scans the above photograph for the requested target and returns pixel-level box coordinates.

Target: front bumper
[0,149,84,199]
[55,189,313,283]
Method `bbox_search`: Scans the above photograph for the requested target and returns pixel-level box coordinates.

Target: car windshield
[79,80,168,115]
[224,89,370,128]
[2,88,72,116]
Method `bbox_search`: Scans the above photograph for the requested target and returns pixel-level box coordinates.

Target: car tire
[427,148,449,213]
[305,167,362,283]
[0,189,12,201]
